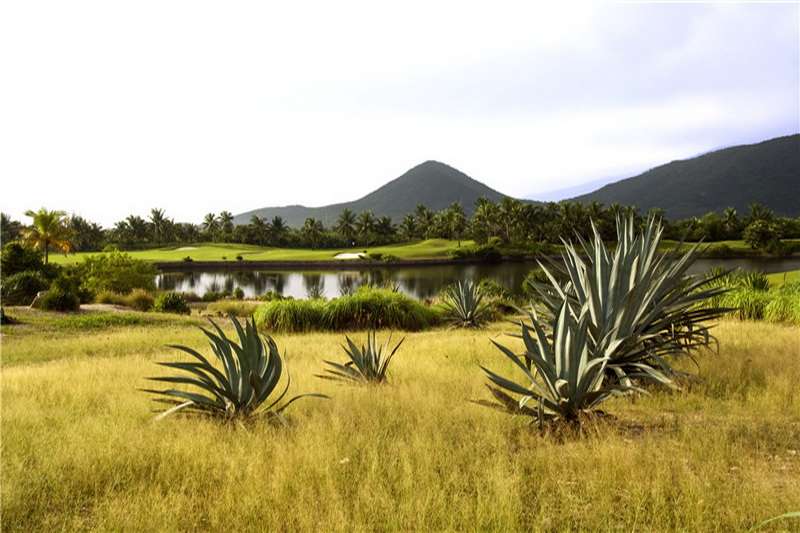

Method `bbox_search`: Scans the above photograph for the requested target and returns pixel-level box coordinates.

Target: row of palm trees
[4,200,797,258]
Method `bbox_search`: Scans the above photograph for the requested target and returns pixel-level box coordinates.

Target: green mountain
[571,135,800,219]
[234,160,510,227]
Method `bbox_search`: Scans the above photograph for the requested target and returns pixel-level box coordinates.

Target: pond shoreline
[154,251,798,271]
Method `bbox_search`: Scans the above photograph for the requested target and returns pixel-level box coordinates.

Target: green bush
[721,289,771,321]
[705,243,734,258]
[448,242,501,261]
[126,289,155,311]
[254,298,326,332]
[232,287,245,300]
[39,274,82,312]
[201,290,230,302]
[76,251,156,294]
[153,291,191,315]
[258,290,286,302]
[1,270,50,305]
[254,288,439,332]
[1,243,44,279]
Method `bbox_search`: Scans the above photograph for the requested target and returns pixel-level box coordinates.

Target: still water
[155,258,800,300]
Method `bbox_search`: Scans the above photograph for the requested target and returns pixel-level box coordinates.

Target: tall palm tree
[301,218,324,248]
[356,211,376,243]
[218,211,235,240]
[149,208,167,243]
[722,207,739,238]
[249,215,268,245]
[203,213,218,234]
[269,216,288,246]
[22,208,72,263]
[413,204,435,239]
[375,215,395,242]
[335,208,357,244]
[399,214,417,241]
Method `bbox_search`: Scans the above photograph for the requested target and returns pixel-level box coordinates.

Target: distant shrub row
[253,287,440,332]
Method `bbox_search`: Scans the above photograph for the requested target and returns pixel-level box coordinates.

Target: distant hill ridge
[234,160,510,227]
[236,134,800,226]
[571,134,800,218]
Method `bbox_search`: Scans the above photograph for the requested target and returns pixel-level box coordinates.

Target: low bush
[232,287,245,300]
[448,242,502,262]
[258,290,286,301]
[254,298,326,332]
[39,274,82,312]
[201,290,230,302]
[95,289,154,311]
[76,251,156,294]
[1,270,50,305]
[153,292,191,315]
[178,291,202,302]
[206,299,261,317]
[704,243,735,258]
[254,288,439,332]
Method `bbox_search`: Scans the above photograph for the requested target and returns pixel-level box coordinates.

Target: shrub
[182,256,193,262]
[178,291,202,302]
[206,300,260,317]
[201,290,230,302]
[735,271,770,292]
[126,289,155,312]
[1,242,45,279]
[153,292,191,315]
[253,288,438,332]
[235,255,244,261]
[705,243,734,258]
[102,244,120,252]
[232,287,245,300]
[448,242,501,261]
[254,299,326,332]
[441,280,492,328]
[764,294,799,324]
[39,274,82,312]
[721,289,770,321]
[477,278,512,300]
[381,254,399,262]
[367,252,383,261]
[323,287,438,331]
[1,270,50,305]
[76,251,156,294]
[144,316,327,421]
[318,331,404,384]
[95,290,127,305]
[258,290,285,302]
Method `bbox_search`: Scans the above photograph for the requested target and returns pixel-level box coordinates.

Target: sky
[1,1,798,227]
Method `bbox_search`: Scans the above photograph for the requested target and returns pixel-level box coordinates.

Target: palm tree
[399,214,417,241]
[249,215,269,245]
[446,202,467,245]
[203,213,218,234]
[22,208,72,263]
[218,211,235,241]
[356,211,376,244]
[375,216,395,243]
[335,209,357,244]
[722,207,739,238]
[413,204,435,239]
[269,216,288,246]
[301,218,324,248]
[149,208,167,243]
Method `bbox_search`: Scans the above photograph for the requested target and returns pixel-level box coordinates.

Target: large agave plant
[144,316,327,420]
[480,301,633,425]
[442,280,492,328]
[318,331,404,384]
[527,215,728,385]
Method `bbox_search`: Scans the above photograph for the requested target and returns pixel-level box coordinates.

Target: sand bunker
[334,252,366,260]
[176,246,199,251]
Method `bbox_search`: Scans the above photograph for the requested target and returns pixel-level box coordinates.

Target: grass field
[48,239,476,265]
[2,308,799,531]
[768,269,800,286]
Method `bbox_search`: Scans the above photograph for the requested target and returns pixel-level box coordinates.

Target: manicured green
[48,239,476,265]
[768,269,800,286]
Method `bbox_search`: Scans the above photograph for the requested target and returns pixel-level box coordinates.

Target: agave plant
[318,331,404,384]
[144,316,327,420]
[526,215,728,385]
[480,301,633,425]
[442,280,492,328]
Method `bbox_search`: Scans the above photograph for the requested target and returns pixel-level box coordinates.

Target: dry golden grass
[2,309,799,531]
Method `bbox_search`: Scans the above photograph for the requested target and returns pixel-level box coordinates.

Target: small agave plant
[479,302,634,426]
[144,315,327,421]
[442,280,492,328]
[318,331,404,384]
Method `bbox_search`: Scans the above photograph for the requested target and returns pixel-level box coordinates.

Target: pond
[155,257,800,300]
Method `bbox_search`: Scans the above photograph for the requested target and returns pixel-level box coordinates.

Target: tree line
[3,199,800,256]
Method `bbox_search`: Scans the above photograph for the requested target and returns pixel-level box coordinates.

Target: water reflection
[155,257,800,300]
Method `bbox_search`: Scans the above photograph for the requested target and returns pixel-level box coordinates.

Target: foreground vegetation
[2,309,798,530]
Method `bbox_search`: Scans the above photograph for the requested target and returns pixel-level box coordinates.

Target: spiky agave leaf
[480,301,633,425]
[442,280,492,328]
[525,215,729,386]
[317,331,404,384]
[144,315,327,420]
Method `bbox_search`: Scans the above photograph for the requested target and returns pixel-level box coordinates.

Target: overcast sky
[1,1,797,226]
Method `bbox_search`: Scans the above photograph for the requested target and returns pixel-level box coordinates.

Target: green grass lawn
[768,269,800,286]
[2,308,798,531]
[48,239,476,265]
